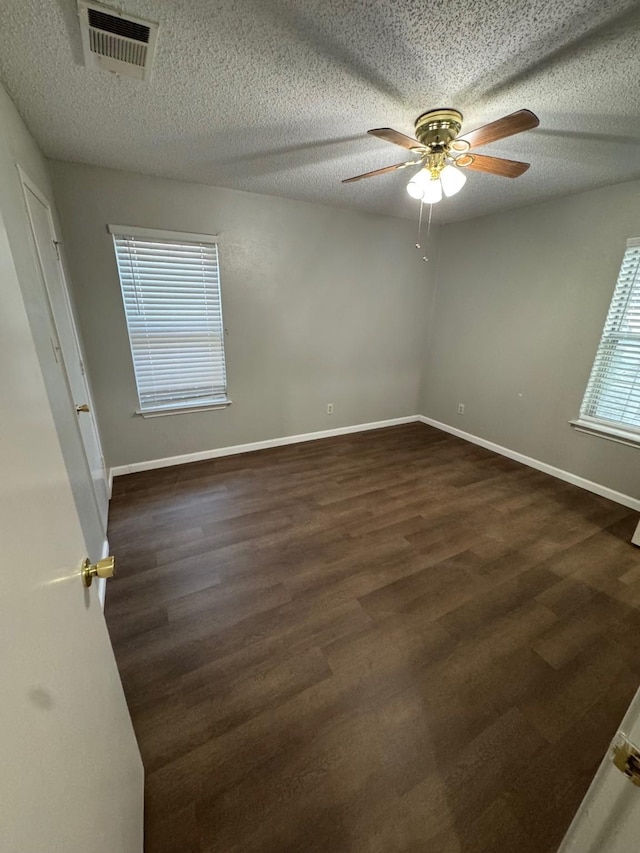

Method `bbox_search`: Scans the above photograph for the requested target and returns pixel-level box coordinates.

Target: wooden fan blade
[453,109,539,150]
[368,128,422,151]
[457,153,530,178]
[342,161,414,183]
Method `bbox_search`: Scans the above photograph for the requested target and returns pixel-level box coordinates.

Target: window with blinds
[110,226,228,415]
[578,237,640,441]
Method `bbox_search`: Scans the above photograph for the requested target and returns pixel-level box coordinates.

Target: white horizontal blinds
[581,238,640,431]
[113,231,227,411]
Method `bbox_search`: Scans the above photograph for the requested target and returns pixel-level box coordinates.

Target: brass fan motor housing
[414,109,463,151]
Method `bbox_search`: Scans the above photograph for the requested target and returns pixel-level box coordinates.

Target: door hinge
[52,240,62,260]
[612,733,640,786]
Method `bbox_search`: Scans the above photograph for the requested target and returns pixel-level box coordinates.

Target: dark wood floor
[106,423,640,853]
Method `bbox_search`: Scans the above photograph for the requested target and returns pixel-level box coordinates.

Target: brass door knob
[82,556,115,588]
[76,403,90,413]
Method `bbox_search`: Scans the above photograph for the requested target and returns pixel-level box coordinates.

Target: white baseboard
[96,537,109,611]
[418,415,640,513]
[109,415,421,478]
[106,412,640,516]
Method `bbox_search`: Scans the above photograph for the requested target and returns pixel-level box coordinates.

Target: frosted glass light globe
[440,164,467,197]
[421,178,443,204]
[406,168,431,199]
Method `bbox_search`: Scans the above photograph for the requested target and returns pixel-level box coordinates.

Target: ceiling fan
[342,108,539,203]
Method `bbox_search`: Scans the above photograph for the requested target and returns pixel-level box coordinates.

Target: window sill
[136,399,232,418]
[570,418,640,449]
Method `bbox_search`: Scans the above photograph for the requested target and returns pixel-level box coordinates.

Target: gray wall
[0,83,104,558]
[50,161,434,468]
[419,179,640,500]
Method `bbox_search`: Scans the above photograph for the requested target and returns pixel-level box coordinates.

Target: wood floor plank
[105,423,640,852]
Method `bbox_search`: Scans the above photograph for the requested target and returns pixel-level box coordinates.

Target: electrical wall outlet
[327,403,334,414]
[458,403,465,415]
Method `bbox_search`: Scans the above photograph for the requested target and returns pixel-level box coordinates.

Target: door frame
[0,178,144,853]
[18,166,109,531]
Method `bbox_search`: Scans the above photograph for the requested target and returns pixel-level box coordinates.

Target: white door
[0,203,143,849]
[20,170,109,529]
[559,686,640,851]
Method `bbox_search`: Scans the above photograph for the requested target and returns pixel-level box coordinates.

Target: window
[574,237,640,445]
[110,225,228,416]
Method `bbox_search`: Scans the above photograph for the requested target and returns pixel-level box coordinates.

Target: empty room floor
[105,423,640,853]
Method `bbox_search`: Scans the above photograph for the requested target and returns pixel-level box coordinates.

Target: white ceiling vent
[78,1,158,81]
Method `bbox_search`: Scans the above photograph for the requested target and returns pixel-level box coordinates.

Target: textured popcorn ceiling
[1,0,640,223]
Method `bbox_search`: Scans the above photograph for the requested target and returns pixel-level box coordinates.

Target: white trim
[417,416,640,513]
[107,223,219,243]
[107,467,113,499]
[17,165,51,208]
[136,399,232,418]
[18,164,110,528]
[109,416,420,477]
[107,413,640,516]
[570,418,640,449]
[633,521,640,547]
[96,538,109,610]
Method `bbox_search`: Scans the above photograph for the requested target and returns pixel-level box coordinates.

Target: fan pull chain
[415,200,424,250]
[415,202,433,262]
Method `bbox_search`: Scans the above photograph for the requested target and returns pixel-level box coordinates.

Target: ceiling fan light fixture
[345,108,538,195]
[440,164,467,197]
